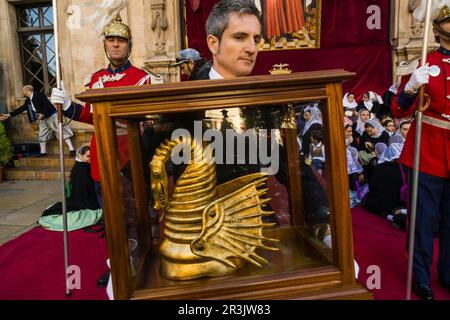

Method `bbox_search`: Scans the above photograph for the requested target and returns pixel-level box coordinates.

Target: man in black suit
[0,85,75,157]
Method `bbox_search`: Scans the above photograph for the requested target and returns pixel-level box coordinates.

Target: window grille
[16,3,55,95]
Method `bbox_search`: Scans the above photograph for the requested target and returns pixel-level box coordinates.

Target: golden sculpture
[150,136,279,280]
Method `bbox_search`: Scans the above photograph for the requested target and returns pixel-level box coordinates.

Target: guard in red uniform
[391,6,450,300]
[51,14,163,290]
[51,14,162,202]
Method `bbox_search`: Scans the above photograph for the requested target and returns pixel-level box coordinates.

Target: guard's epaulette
[142,68,164,84]
[143,68,163,79]
[396,56,420,76]
[84,68,106,87]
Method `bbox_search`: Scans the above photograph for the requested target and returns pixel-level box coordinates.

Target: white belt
[422,114,450,130]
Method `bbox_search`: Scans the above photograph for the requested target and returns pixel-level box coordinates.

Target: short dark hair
[310,129,323,142]
[206,0,261,40]
[400,120,411,129]
[78,145,90,156]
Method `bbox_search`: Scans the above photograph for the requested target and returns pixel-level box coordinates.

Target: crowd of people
[1,0,448,301]
[295,87,413,229]
[295,86,413,227]
[342,90,412,222]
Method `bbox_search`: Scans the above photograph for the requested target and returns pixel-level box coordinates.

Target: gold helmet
[103,14,132,63]
[434,5,450,24]
[433,5,450,40]
[103,14,131,41]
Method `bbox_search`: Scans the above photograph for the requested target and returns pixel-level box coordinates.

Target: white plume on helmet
[412,0,448,22]
[83,0,128,36]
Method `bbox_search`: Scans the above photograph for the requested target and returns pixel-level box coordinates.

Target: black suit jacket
[10,91,56,123]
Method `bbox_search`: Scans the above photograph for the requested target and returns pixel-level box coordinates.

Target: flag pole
[52,0,71,297]
[406,0,432,301]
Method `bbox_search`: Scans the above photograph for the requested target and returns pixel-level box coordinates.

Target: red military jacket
[391,48,450,179]
[76,61,152,182]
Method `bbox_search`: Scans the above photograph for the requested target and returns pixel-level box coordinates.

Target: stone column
[144,0,182,83]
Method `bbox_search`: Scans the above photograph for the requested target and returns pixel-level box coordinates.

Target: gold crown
[103,14,131,40]
[435,5,450,24]
[269,63,292,75]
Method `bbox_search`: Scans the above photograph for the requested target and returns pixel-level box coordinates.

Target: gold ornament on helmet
[434,5,450,24]
[433,5,450,40]
[103,14,131,41]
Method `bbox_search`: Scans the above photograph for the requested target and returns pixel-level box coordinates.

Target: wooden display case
[76,70,372,300]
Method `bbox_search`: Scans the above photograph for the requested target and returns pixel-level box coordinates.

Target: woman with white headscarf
[388,119,411,146]
[357,91,383,119]
[300,104,322,155]
[374,142,388,162]
[358,119,390,177]
[353,108,370,136]
[343,92,358,125]
[364,141,405,216]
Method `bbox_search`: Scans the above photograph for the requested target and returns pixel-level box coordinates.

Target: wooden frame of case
[76,70,372,300]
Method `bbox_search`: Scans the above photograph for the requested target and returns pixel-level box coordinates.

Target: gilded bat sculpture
[150,136,279,280]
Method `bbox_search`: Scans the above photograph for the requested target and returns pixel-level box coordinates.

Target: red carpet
[0,227,108,300]
[0,207,449,300]
[352,206,450,300]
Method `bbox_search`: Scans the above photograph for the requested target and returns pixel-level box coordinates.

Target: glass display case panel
[112,101,336,291]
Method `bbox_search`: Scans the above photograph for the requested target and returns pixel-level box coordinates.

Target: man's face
[400,123,411,139]
[104,37,129,64]
[180,60,195,77]
[23,88,32,98]
[434,20,450,46]
[303,110,312,121]
[365,125,376,137]
[208,13,261,79]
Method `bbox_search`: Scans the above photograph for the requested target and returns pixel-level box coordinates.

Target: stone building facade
[391,0,439,75]
[0,0,440,145]
[0,0,183,144]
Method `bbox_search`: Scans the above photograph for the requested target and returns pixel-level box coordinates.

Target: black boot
[413,282,434,300]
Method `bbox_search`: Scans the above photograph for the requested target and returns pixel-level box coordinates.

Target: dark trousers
[408,169,450,285]
[95,181,103,209]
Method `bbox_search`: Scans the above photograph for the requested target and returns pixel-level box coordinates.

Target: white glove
[404,64,430,94]
[51,81,72,111]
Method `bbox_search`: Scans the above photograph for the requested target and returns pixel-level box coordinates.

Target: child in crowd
[309,129,325,175]
[359,120,390,163]
[353,108,371,136]
[382,118,396,136]
[363,142,405,217]
[358,120,390,179]
[343,92,358,125]
[346,136,366,207]
[357,91,383,119]
[39,145,101,231]
[345,124,360,149]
